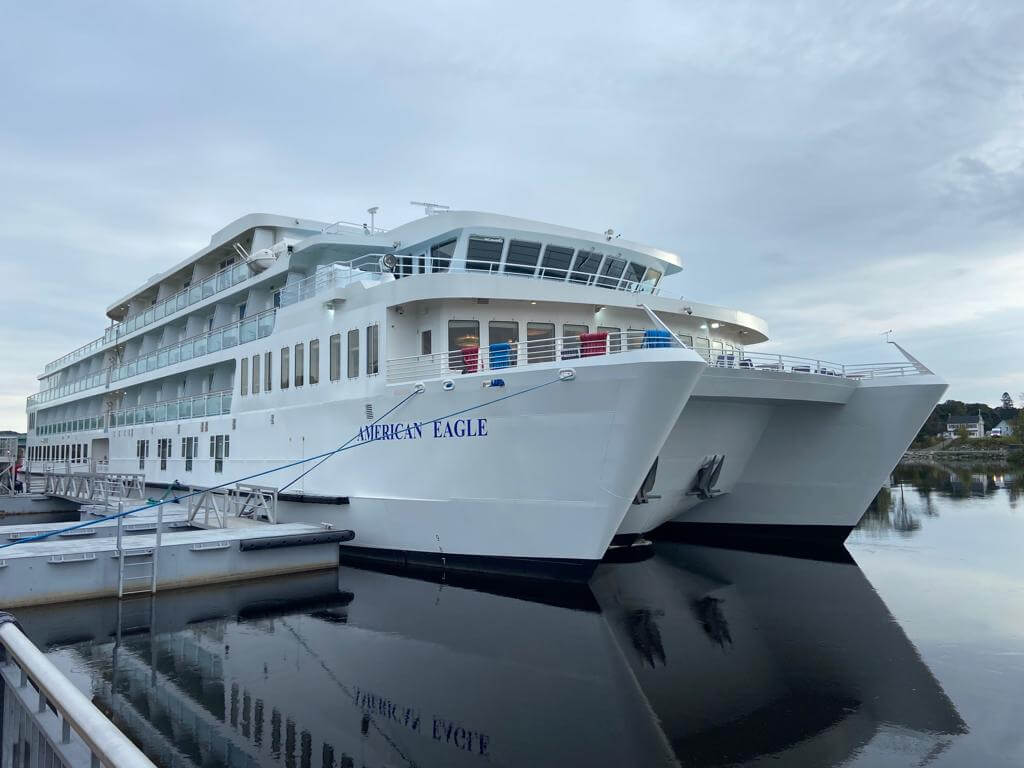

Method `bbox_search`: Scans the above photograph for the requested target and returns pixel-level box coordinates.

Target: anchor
[687,454,725,500]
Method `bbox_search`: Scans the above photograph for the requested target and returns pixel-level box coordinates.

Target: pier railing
[0,615,156,767]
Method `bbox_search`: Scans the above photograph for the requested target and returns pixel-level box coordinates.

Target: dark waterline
[6,464,1022,767]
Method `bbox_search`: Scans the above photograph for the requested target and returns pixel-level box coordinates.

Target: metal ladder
[115,501,163,598]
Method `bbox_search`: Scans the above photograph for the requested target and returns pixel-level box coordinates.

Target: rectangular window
[214,435,224,473]
[421,329,432,355]
[430,239,456,273]
[540,245,574,279]
[347,329,359,378]
[309,339,320,385]
[240,358,248,396]
[466,236,503,272]
[527,322,555,363]
[642,268,662,290]
[448,320,480,371]
[252,354,261,394]
[628,328,646,350]
[294,343,305,387]
[366,325,379,375]
[598,326,621,353]
[329,334,341,381]
[562,324,589,359]
[569,252,602,284]
[505,240,541,275]
[596,257,626,289]
[623,262,646,289]
[488,320,519,366]
[281,347,290,389]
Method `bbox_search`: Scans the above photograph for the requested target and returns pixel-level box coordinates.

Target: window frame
[309,338,320,385]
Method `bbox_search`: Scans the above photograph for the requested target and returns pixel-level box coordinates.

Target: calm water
[7,464,1023,767]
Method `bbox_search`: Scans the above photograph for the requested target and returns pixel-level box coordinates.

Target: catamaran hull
[617,368,946,542]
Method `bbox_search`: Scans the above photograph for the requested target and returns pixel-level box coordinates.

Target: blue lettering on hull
[359,419,487,443]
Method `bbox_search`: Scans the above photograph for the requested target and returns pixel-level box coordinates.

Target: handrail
[43,259,255,375]
[387,329,679,383]
[29,308,277,408]
[110,388,233,428]
[0,615,156,767]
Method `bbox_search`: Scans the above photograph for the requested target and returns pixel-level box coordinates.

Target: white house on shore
[990,419,1015,437]
[945,412,985,439]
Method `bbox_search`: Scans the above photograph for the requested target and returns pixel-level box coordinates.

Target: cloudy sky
[2,1,1022,430]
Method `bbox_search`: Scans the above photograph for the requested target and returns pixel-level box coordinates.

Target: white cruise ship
[24,208,944,575]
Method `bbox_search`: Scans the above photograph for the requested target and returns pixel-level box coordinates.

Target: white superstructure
[25,208,944,573]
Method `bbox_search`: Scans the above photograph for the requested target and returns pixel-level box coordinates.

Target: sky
[1,0,1022,430]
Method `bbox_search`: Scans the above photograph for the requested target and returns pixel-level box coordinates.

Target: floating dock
[0,520,353,608]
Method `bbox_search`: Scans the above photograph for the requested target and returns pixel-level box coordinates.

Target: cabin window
[569,252,602,284]
[421,330,432,355]
[309,339,320,384]
[527,322,555,363]
[347,329,359,378]
[264,351,272,391]
[281,347,290,389]
[488,321,519,365]
[678,334,693,347]
[562,324,589,358]
[329,334,341,381]
[431,239,456,273]
[540,245,573,279]
[240,359,248,396]
[366,325,379,375]
[448,320,480,371]
[238,302,247,320]
[466,236,503,272]
[505,240,541,275]
[211,434,227,473]
[599,326,621,352]
[596,257,626,289]
[252,354,261,394]
[182,436,197,471]
[623,263,645,289]
[294,343,305,387]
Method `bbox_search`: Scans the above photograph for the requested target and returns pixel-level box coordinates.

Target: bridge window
[309,339,320,385]
[330,334,341,381]
[347,329,359,378]
[596,257,626,289]
[569,252,602,284]
[622,262,645,289]
[642,268,662,290]
[466,236,503,272]
[540,245,574,279]
[505,240,541,275]
[448,320,480,371]
[527,322,555,363]
[431,239,456,273]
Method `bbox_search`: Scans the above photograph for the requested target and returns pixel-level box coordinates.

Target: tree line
[915,392,1023,441]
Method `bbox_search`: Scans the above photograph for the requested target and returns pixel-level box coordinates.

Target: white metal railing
[275,257,387,308]
[387,329,678,383]
[700,349,923,379]
[0,617,156,767]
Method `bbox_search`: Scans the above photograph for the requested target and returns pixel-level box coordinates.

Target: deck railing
[29,309,276,408]
[387,329,679,383]
[109,389,233,429]
[700,349,923,379]
[44,260,254,375]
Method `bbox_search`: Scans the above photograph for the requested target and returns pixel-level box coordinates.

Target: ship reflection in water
[12,541,966,768]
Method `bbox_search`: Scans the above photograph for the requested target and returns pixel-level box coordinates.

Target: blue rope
[1,375,563,550]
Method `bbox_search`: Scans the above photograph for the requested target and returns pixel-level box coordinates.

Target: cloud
[1,0,1023,429]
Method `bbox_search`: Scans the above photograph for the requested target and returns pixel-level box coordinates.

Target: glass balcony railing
[28,309,275,407]
[36,415,105,436]
[110,390,233,429]
[44,261,254,375]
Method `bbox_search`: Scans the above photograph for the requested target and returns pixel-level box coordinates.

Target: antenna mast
[410,200,451,216]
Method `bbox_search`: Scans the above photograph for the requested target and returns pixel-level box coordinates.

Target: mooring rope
[1,375,565,550]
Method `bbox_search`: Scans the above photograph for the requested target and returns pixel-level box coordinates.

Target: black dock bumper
[239,529,355,551]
